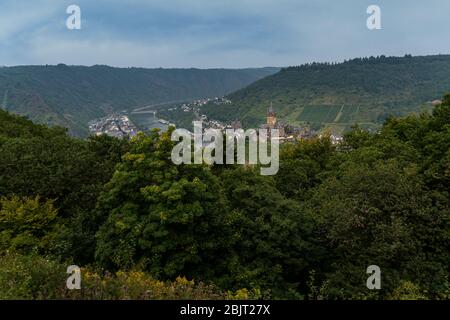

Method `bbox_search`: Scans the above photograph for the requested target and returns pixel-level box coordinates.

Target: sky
[1,0,450,68]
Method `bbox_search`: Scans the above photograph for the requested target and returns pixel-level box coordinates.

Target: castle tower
[267,102,277,127]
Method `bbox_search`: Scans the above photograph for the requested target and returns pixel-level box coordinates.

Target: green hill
[201,55,450,133]
[0,65,279,136]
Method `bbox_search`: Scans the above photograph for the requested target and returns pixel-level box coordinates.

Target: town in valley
[89,97,343,144]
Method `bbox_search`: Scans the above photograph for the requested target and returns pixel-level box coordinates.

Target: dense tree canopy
[0,96,448,299]
[95,130,232,282]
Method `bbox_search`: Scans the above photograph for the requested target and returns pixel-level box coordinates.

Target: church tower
[267,102,277,127]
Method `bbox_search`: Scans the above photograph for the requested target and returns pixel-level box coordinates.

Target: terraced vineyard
[298,105,342,123]
[336,105,359,123]
[295,104,377,133]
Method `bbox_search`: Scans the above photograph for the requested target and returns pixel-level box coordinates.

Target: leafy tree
[95,130,232,281]
[275,137,334,201]
[0,110,127,263]
[0,196,63,255]
[219,167,319,298]
[307,145,448,298]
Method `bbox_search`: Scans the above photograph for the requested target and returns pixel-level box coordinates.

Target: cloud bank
[1,0,449,68]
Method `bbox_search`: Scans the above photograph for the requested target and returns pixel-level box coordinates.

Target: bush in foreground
[0,253,261,300]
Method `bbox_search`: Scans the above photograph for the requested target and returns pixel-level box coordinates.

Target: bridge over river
[129,100,187,131]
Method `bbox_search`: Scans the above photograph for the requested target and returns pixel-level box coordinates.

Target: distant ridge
[0,65,279,136]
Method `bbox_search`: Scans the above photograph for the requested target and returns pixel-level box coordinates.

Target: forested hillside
[0,65,279,136]
[201,55,450,133]
[0,95,448,300]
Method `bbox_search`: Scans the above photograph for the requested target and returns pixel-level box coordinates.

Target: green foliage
[219,167,316,298]
[308,160,440,298]
[73,272,226,300]
[388,281,429,300]
[0,253,67,299]
[0,196,61,255]
[95,130,232,281]
[303,98,450,299]
[275,137,335,201]
[0,253,228,300]
[0,110,127,263]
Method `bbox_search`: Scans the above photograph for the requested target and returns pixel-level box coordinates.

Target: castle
[262,103,285,137]
[261,103,316,141]
[267,103,277,127]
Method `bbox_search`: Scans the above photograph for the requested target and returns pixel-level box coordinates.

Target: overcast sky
[1,0,449,68]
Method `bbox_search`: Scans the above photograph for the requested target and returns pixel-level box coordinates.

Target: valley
[0,65,279,136]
